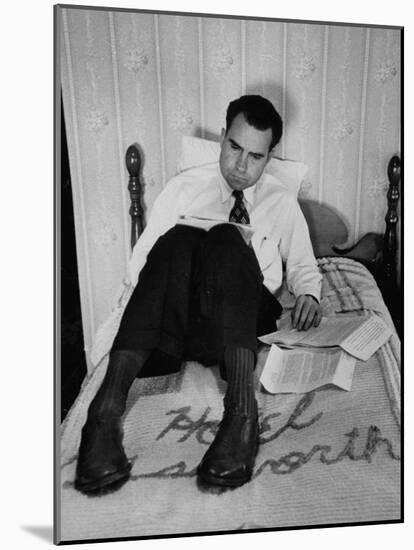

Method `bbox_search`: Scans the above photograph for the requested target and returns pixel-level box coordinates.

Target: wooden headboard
[124,145,401,292]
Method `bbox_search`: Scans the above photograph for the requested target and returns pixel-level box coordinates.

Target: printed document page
[260,344,357,394]
[259,314,391,361]
[340,315,392,361]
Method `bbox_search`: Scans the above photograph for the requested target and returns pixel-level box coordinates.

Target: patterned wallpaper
[59,7,401,369]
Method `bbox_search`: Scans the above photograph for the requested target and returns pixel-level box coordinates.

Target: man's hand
[291,294,322,331]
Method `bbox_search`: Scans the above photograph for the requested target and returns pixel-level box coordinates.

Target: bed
[58,140,401,543]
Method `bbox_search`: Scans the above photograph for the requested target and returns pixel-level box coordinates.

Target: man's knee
[204,224,259,272]
[163,224,205,244]
[203,224,248,260]
[207,223,243,247]
[149,225,204,261]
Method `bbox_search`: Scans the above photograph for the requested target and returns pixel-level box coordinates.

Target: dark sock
[88,349,151,419]
[223,346,256,415]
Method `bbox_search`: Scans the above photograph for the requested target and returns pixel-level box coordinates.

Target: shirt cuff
[296,285,321,303]
[304,293,320,304]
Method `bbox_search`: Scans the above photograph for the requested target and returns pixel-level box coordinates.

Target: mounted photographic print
[55,2,402,544]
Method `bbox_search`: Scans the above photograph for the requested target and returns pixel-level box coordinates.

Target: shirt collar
[217,164,258,207]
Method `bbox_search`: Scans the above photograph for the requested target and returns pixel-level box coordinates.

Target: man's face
[219,113,272,191]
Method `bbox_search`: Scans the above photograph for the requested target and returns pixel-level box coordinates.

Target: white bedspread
[58,258,400,543]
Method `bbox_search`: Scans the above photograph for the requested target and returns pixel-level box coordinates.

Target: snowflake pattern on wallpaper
[143,167,157,188]
[295,53,317,80]
[170,105,194,132]
[211,45,234,73]
[333,120,354,142]
[297,116,313,137]
[368,175,389,198]
[298,177,313,199]
[124,47,149,74]
[93,213,119,253]
[86,109,109,133]
[374,60,398,84]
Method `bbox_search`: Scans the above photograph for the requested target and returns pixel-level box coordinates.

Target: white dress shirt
[128,162,321,301]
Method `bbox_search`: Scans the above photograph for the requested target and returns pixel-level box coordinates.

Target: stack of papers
[259,314,392,361]
[259,314,392,395]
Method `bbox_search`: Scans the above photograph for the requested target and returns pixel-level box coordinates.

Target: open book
[259,314,392,362]
[177,215,254,243]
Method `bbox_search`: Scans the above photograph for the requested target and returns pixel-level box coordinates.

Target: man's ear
[266,147,275,164]
[220,128,226,145]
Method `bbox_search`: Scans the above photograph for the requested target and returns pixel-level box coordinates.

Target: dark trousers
[112,224,282,379]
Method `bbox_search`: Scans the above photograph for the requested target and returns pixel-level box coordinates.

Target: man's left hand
[291,294,322,331]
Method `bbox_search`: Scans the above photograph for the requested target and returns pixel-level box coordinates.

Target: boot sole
[196,435,259,489]
[197,467,252,488]
[75,462,132,494]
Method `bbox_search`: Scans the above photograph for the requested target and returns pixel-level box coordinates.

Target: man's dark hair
[225,95,283,151]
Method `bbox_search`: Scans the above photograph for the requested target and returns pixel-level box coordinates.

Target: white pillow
[177,135,308,197]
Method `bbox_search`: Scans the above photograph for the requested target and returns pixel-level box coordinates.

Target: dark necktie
[229,190,250,225]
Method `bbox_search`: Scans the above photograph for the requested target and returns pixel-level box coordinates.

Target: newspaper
[259,314,391,361]
[177,215,254,243]
[260,344,357,394]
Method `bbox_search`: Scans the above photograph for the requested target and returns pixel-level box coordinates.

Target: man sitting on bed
[75,94,322,494]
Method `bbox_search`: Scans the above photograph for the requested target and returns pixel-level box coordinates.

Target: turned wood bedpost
[383,155,401,286]
[126,144,144,250]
